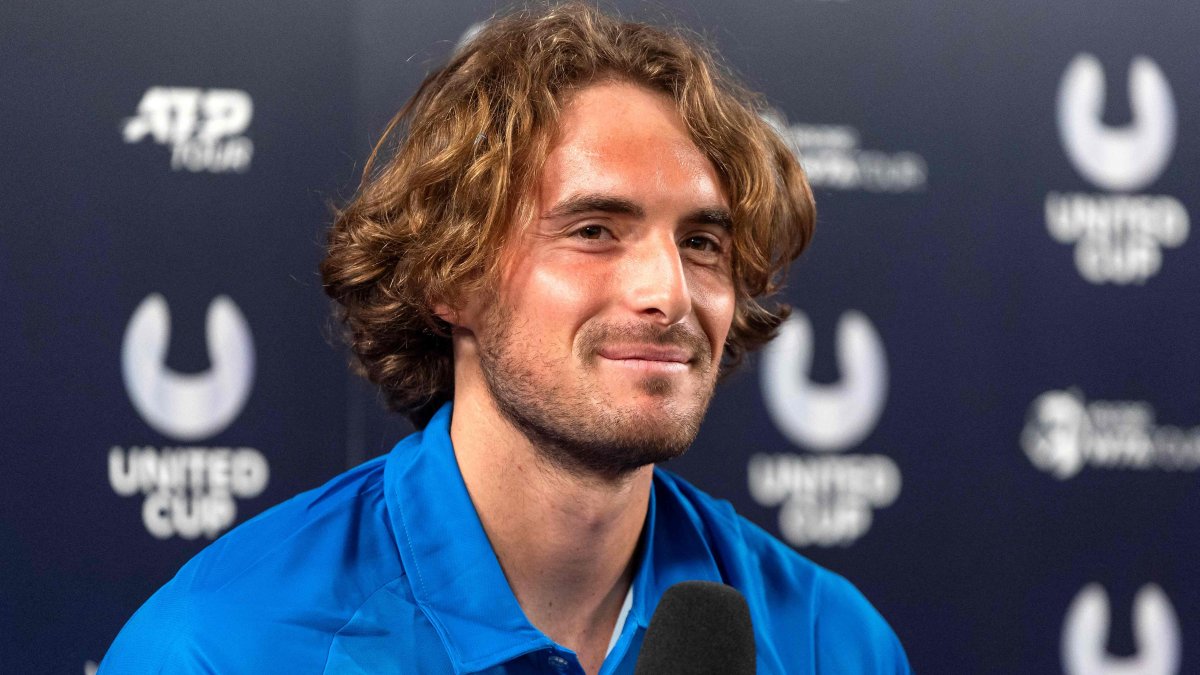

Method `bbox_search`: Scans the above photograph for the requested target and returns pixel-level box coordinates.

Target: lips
[597,344,694,364]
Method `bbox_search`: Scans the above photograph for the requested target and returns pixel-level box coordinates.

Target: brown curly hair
[321,2,815,427]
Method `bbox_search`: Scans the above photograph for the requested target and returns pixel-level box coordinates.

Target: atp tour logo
[109,293,269,540]
[1047,54,1189,284]
[764,110,927,193]
[1062,583,1180,675]
[123,87,254,173]
[1021,388,1200,480]
[749,311,901,547]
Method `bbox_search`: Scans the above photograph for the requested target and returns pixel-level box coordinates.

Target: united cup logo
[1062,583,1180,675]
[1057,55,1175,192]
[750,310,900,547]
[1047,54,1188,284]
[760,311,887,451]
[122,294,255,441]
[110,293,268,539]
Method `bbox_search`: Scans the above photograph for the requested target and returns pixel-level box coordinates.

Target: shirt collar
[384,402,723,673]
[628,470,724,630]
[384,403,550,672]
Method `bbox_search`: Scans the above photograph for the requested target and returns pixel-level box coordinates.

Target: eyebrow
[544,194,645,220]
[543,192,733,230]
[686,207,734,231]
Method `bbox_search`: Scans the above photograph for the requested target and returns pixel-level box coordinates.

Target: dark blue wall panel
[3,1,1197,672]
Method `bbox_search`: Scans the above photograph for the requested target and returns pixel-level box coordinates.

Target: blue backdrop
[3,1,1197,672]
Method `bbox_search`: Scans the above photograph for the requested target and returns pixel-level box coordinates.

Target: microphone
[634,581,756,674]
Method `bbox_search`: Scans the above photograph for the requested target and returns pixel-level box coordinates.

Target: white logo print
[123,87,254,173]
[1062,583,1180,675]
[1021,390,1087,479]
[764,110,927,193]
[761,311,887,451]
[108,444,269,539]
[1047,54,1188,285]
[1021,388,1200,479]
[122,294,255,441]
[1058,54,1176,192]
[1044,192,1188,284]
[114,294,267,539]
[751,310,900,547]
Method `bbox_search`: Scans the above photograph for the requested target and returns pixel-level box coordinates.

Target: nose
[621,233,691,326]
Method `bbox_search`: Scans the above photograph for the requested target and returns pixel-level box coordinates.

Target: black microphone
[634,581,756,674]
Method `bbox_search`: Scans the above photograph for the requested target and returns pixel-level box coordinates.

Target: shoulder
[100,456,409,673]
[804,567,911,674]
[653,469,911,674]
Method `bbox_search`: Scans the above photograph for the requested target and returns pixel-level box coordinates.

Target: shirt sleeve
[812,569,912,675]
[98,581,204,675]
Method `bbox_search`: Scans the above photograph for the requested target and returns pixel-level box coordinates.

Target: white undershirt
[605,585,635,657]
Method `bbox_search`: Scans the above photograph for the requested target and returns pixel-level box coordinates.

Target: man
[102,4,910,673]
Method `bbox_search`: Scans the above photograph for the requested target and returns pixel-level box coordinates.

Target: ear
[433,302,459,327]
[434,294,485,332]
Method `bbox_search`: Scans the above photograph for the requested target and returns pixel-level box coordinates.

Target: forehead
[532,80,729,214]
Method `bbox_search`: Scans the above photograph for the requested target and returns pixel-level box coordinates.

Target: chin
[535,393,708,477]
[614,377,708,415]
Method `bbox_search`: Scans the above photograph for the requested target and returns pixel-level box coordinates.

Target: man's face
[467,80,736,477]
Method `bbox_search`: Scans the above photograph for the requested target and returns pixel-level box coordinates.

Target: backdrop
[3,1,1197,673]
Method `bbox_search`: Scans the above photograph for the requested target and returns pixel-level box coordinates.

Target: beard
[477,307,721,480]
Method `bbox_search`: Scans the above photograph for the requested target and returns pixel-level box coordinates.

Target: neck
[449,359,650,674]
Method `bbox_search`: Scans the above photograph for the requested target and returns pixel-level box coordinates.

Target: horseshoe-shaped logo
[1057,54,1176,192]
[1063,583,1181,675]
[760,310,888,452]
[121,293,255,441]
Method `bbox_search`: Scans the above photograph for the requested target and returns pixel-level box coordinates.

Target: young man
[102,4,910,673]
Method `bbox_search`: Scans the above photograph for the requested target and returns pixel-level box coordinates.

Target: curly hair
[321,2,815,427]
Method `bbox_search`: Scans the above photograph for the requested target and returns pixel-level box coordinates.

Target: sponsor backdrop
[2,0,1196,672]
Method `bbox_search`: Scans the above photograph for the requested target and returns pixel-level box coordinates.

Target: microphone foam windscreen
[634,580,756,675]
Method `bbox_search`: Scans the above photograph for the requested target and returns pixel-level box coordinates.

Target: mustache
[577,322,712,367]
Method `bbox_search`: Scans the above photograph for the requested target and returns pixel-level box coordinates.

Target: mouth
[596,344,694,373]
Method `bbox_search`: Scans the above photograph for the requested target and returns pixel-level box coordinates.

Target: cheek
[503,254,610,339]
[691,274,736,351]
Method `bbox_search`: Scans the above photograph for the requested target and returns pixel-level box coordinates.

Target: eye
[682,235,722,253]
[574,224,612,240]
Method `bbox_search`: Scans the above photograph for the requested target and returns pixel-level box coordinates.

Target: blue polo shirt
[101,404,910,674]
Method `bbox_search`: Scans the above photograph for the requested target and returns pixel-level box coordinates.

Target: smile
[597,345,693,374]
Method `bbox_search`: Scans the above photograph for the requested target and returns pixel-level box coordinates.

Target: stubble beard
[478,308,720,480]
